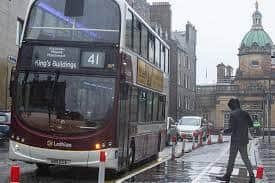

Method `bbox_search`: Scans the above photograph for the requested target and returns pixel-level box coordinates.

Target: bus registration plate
[47,158,71,165]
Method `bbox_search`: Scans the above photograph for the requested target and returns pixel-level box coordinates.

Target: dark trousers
[226,143,254,177]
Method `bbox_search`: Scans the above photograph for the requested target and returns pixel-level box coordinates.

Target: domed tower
[238,1,273,78]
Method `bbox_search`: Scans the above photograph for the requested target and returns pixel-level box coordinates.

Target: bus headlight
[95,144,101,150]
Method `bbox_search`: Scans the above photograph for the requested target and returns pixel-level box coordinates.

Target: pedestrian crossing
[208,166,257,177]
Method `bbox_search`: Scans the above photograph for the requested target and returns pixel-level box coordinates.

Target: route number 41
[88,53,99,65]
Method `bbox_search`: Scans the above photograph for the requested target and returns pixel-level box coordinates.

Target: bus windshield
[25,0,120,43]
[16,72,115,134]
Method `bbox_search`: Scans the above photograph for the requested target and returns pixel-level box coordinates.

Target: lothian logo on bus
[47,140,72,148]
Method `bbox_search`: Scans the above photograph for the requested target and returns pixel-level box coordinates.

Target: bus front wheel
[36,163,50,171]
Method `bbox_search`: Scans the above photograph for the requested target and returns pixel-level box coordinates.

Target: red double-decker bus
[9,0,170,172]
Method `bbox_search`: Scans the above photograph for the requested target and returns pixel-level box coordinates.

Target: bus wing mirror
[16,18,24,47]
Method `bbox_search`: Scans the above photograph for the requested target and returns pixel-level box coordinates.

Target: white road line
[209,166,222,174]
[115,157,170,183]
[191,145,230,183]
[232,168,239,176]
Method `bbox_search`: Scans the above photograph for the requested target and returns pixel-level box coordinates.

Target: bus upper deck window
[65,0,84,17]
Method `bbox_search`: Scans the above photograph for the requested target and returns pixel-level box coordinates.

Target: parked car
[0,111,11,141]
[166,117,178,145]
[176,116,207,141]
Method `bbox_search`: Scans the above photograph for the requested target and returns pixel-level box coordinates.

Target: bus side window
[158,95,165,121]
[146,92,153,122]
[138,89,146,123]
[152,93,158,121]
[126,10,133,49]
[130,87,138,122]
[133,17,141,54]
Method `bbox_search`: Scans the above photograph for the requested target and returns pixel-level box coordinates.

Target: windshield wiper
[48,71,60,130]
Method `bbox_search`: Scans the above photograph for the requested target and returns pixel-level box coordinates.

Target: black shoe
[216,175,230,182]
[249,175,255,183]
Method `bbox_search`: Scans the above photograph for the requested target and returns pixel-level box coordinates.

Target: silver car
[0,111,11,140]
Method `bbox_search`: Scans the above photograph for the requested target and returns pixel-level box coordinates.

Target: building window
[251,60,259,67]
[224,112,230,129]
[126,10,133,49]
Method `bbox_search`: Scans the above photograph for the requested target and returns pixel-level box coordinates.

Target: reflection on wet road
[124,140,256,183]
[0,137,258,183]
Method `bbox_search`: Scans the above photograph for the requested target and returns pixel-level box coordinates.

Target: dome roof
[240,1,273,48]
[241,29,273,47]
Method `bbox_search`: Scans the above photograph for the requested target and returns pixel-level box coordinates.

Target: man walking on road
[216,98,255,183]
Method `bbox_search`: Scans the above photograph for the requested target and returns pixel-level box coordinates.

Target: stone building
[170,25,197,119]
[0,0,29,110]
[149,2,197,120]
[150,2,172,39]
[126,0,151,23]
[197,2,275,129]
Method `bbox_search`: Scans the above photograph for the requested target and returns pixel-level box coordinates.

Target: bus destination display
[81,51,105,68]
[32,46,80,70]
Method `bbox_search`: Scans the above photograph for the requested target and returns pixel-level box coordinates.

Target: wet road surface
[0,137,260,183]
[123,139,259,183]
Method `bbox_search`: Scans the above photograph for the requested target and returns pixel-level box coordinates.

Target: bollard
[218,133,223,143]
[10,165,20,183]
[256,165,264,179]
[207,135,212,145]
[171,135,177,160]
[98,151,106,183]
[192,132,196,150]
[198,133,203,146]
[181,135,186,156]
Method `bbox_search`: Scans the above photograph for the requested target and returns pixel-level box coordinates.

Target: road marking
[232,168,239,176]
[209,167,222,174]
[191,145,230,183]
[115,157,170,183]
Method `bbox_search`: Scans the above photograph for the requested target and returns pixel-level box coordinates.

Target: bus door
[118,83,130,169]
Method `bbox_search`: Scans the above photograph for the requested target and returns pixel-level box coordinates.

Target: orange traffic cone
[256,165,264,179]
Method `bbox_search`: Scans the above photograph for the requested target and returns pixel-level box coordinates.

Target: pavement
[257,137,275,182]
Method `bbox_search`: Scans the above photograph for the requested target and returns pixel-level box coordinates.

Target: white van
[176,116,207,141]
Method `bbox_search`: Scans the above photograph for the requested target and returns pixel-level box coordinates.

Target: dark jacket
[225,99,253,144]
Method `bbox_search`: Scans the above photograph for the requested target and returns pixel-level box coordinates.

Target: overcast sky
[147,0,275,84]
